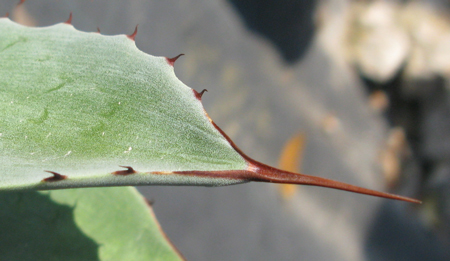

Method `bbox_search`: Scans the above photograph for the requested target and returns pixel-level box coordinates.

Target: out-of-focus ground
[2,0,450,260]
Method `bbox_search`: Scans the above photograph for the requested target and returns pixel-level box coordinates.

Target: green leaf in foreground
[0,17,420,203]
[0,187,183,261]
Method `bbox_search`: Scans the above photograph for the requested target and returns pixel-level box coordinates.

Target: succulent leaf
[0,18,246,190]
[0,18,420,203]
[0,187,183,261]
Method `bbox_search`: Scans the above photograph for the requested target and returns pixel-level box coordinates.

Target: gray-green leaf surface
[0,18,246,191]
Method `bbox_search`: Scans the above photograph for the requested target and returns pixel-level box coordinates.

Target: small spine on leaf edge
[64,12,73,25]
[127,25,138,41]
[166,54,184,66]
[112,166,137,175]
[42,171,67,182]
[193,89,208,100]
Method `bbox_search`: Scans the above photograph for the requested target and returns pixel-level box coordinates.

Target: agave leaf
[0,187,183,261]
[0,18,420,203]
[0,18,246,189]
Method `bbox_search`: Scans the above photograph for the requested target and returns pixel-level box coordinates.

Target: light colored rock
[401,2,450,80]
[348,1,410,82]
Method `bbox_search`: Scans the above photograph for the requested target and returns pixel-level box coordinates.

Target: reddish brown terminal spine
[175,119,422,204]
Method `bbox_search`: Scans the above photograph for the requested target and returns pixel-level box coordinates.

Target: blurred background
[2,0,450,260]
